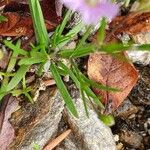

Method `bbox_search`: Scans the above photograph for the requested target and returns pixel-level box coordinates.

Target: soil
[112,64,150,150]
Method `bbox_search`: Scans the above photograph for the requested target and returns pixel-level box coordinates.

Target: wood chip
[43,129,71,150]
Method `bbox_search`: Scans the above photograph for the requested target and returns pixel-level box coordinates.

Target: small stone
[128,114,136,119]
[116,142,124,150]
[119,130,143,148]
[114,99,138,119]
[114,134,119,142]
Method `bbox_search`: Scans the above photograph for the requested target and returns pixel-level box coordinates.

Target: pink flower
[62,0,119,25]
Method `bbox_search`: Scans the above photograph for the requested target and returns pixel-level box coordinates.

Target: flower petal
[62,0,82,11]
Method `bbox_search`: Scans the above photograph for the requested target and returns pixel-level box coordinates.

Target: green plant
[1,0,150,118]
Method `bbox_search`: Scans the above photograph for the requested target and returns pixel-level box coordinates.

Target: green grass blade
[83,86,104,109]
[100,43,132,53]
[58,10,72,36]
[7,65,29,91]
[80,89,89,117]
[29,0,49,47]
[98,18,107,44]
[137,44,150,51]
[59,44,95,58]
[57,22,84,48]
[4,40,28,56]
[50,62,78,118]
[18,52,47,65]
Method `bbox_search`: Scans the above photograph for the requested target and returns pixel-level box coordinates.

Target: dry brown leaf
[109,12,150,36]
[0,0,62,37]
[0,12,55,37]
[87,52,138,112]
[0,95,19,150]
[3,0,62,25]
[0,0,11,7]
[87,12,149,111]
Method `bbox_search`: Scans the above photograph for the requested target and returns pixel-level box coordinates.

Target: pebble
[119,130,143,148]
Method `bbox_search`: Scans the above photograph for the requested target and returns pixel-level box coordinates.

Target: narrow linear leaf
[7,65,29,91]
[50,63,78,118]
[137,44,150,51]
[83,86,104,109]
[4,40,28,56]
[29,0,49,47]
[98,17,107,44]
[71,62,104,108]
[80,89,89,117]
[58,62,89,116]
[60,44,95,58]
[101,43,132,53]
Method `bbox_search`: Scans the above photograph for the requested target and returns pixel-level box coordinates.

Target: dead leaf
[109,12,150,36]
[0,95,19,150]
[0,47,10,69]
[0,0,11,7]
[0,12,55,37]
[87,52,138,112]
[3,0,62,25]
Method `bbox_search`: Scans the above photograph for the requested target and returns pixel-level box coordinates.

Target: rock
[109,12,150,65]
[7,86,116,150]
[55,133,79,150]
[123,32,150,65]
[127,50,150,66]
[116,142,124,150]
[63,96,116,150]
[119,130,143,148]
[127,32,150,65]
[9,88,64,150]
[114,99,139,119]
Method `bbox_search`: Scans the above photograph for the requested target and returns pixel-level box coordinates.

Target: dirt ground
[112,64,150,150]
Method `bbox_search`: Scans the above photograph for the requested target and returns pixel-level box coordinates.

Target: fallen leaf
[0,47,11,69]
[0,95,19,150]
[4,0,62,25]
[87,52,138,112]
[0,12,55,37]
[109,12,150,36]
[0,0,11,7]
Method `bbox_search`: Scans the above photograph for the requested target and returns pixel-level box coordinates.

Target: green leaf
[6,40,21,72]
[81,74,120,92]
[50,62,78,118]
[83,86,104,109]
[4,40,28,56]
[58,62,80,87]
[58,10,72,36]
[99,114,115,127]
[98,18,107,44]
[80,89,89,117]
[58,62,90,116]
[29,0,49,47]
[7,65,29,91]
[101,43,132,53]
[18,52,47,65]
[59,44,95,58]
[137,44,150,51]
[33,143,41,150]
[57,22,84,48]
[0,15,8,23]
[71,62,104,109]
